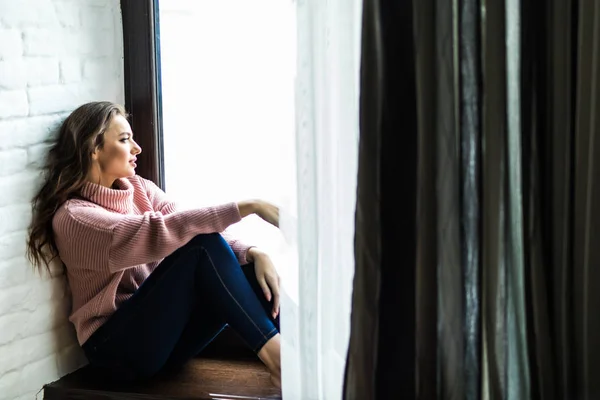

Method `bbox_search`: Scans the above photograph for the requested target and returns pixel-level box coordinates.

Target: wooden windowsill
[43,328,282,400]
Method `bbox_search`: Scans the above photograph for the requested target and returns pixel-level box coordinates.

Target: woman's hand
[254,200,279,228]
[248,248,280,319]
[237,200,279,228]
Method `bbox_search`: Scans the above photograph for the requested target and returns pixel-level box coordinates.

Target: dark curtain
[343,1,419,399]
[523,0,600,398]
[344,0,600,399]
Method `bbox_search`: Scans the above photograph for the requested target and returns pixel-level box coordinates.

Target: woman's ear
[90,145,101,161]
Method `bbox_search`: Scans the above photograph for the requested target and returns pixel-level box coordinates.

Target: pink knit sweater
[52,176,252,345]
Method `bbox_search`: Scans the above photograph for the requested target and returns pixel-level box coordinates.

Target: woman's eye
[120,137,130,142]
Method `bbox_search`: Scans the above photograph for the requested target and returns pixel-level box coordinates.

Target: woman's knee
[187,233,236,262]
[188,232,226,247]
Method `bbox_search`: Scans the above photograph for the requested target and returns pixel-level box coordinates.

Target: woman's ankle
[270,372,282,388]
[257,334,281,385]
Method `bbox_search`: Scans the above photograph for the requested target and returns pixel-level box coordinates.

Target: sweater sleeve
[140,176,254,264]
[65,202,242,272]
[220,229,255,265]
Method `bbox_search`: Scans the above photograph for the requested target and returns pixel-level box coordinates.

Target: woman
[26,101,282,387]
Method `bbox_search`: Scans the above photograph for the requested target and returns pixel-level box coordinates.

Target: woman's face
[91,114,142,187]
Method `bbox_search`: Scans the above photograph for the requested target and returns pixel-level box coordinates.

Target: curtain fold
[571,1,600,397]
[505,0,532,398]
[344,1,419,399]
[432,2,463,399]
[521,1,564,398]
[458,1,482,398]
[524,0,600,399]
[342,0,383,398]
[377,1,419,396]
[413,0,438,397]
[480,0,508,398]
[545,1,577,396]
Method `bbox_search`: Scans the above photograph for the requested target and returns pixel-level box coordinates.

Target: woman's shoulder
[56,197,101,215]
[53,198,119,233]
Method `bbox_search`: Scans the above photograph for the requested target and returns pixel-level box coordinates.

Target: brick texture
[0,1,124,398]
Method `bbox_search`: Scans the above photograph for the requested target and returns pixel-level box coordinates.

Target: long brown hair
[27,101,128,274]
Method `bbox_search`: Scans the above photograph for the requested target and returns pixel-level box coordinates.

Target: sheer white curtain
[279,1,363,399]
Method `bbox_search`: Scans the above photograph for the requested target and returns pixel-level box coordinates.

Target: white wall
[0,1,124,398]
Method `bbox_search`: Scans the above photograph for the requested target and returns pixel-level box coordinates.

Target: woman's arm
[61,201,242,272]
[139,177,279,261]
[141,177,275,222]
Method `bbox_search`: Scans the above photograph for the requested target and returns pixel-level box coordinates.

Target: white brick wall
[0,1,124,398]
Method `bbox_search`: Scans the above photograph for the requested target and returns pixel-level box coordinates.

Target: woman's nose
[133,141,142,155]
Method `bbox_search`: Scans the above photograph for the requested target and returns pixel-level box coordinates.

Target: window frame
[121,0,165,189]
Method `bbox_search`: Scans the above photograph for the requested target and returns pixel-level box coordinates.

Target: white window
[159,1,361,398]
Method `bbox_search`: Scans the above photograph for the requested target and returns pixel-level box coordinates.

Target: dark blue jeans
[81,233,280,381]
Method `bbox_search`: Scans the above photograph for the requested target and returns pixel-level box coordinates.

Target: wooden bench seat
[43,328,282,400]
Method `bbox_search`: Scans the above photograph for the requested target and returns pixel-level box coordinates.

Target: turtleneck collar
[79,178,135,214]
